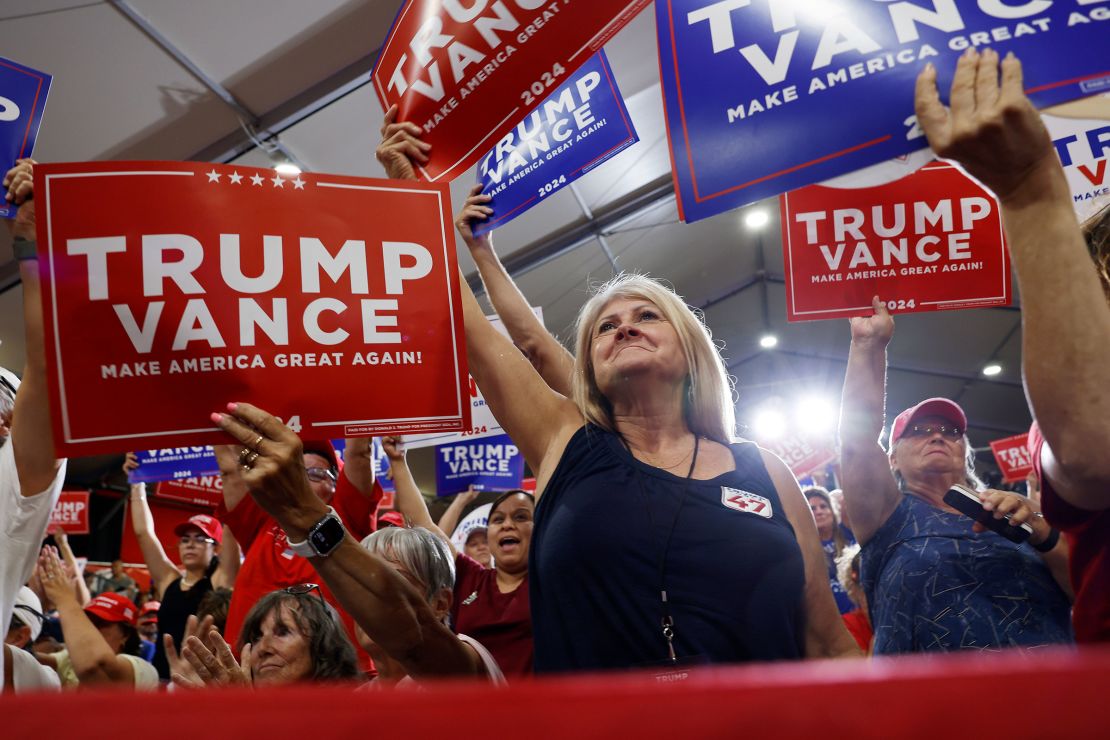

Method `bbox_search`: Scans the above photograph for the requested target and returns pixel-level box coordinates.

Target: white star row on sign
[206,169,304,189]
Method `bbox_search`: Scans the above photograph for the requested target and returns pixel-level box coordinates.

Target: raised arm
[380,436,451,548]
[211,526,239,590]
[838,298,901,544]
[340,436,376,495]
[916,50,1110,511]
[37,547,135,686]
[127,477,181,597]
[3,160,65,496]
[51,529,91,606]
[456,202,581,484]
[212,404,483,679]
[437,485,479,540]
[459,185,575,396]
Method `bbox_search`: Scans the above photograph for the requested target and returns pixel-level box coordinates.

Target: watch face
[309,515,345,555]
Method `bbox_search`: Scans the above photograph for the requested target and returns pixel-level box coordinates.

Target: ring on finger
[246,451,260,466]
[239,447,253,464]
[251,435,264,454]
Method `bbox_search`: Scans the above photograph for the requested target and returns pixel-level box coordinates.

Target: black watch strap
[1032,527,1060,553]
[12,237,37,261]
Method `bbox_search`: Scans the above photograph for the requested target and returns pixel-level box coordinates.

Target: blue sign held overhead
[0,56,51,218]
[473,51,638,236]
[435,434,524,497]
[657,0,1110,223]
[129,447,220,484]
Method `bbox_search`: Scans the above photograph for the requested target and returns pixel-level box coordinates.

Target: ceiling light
[982,364,1002,377]
[745,210,769,229]
[753,409,787,440]
[795,396,836,434]
[759,334,778,349]
[274,162,301,176]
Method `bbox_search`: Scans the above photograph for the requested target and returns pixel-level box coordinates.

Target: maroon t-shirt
[1029,423,1110,643]
[451,553,533,677]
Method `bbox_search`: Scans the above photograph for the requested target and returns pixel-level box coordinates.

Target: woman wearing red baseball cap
[840,296,1072,655]
[35,546,159,689]
[124,452,241,681]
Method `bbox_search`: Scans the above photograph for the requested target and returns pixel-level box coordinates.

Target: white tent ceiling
[0,0,1034,481]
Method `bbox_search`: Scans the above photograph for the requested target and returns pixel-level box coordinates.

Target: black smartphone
[943,483,1033,544]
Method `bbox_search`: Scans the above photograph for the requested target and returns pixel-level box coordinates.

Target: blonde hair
[572,274,736,444]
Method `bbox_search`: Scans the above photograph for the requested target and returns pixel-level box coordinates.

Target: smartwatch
[286,507,346,558]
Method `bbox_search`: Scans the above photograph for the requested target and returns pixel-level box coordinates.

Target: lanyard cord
[620,433,701,663]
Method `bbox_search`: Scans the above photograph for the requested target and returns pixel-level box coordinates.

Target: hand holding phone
[943,484,1034,544]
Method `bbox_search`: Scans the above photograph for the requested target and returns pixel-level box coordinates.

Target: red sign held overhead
[49,490,90,535]
[780,162,1011,322]
[35,162,470,456]
[372,0,650,182]
[989,434,1035,484]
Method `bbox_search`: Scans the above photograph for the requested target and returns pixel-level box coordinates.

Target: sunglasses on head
[282,583,325,604]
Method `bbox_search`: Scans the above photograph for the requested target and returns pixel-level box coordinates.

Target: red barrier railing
[5,646,1109,738]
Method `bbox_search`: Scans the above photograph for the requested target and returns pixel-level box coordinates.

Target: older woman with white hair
[357,527,504,686]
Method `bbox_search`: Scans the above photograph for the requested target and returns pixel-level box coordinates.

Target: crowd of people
[2,51,1109,694]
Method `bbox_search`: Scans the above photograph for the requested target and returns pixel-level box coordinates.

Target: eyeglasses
[305,467,336,484]
[13,603,44,626]
[904,423,963,440]
[179,534,215,545]
[283,583,325,604]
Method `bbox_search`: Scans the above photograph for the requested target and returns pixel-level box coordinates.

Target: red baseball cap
[139,601,160,624]
[377,511,405,528]
[174,513,223,544]
[84,592,139,626]
[888,398,968,449]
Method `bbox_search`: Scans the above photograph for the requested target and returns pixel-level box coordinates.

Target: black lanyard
[620,434,701,663]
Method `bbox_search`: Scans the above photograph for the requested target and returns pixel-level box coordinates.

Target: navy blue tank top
[530,425,806,673]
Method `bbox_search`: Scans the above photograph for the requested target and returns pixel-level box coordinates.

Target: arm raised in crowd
[37,547,136,686]
[341,435,376,495]
[380,436,453,548]
[3,160,64,496]
[457,186,576,396]
[455,204,582,483]
[376,109,575,397]
[838,298,902,544]
[437,485,480,541]
[211,404,484,679]
[126,465,181,598]
[916,50,1110,511]
[51,528,91,606]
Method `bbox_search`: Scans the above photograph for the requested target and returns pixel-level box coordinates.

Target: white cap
[12,586,44,641]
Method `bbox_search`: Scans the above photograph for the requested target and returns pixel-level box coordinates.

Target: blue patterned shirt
[862,494,1073,654]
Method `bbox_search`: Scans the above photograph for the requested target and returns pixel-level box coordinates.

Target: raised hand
[210,402,323,534]
[36,545,76,608]
[164,613,215,686]
[455,184,494,252]
[376,104,430,181]
[174,626,252,688]
[915,49,1055,203]
[3,158,36,240]
[380,435,405,462]
[848,296,894,347]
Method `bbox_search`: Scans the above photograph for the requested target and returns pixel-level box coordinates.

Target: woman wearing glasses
[125,453,240,681]
[839,298,1073,654]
